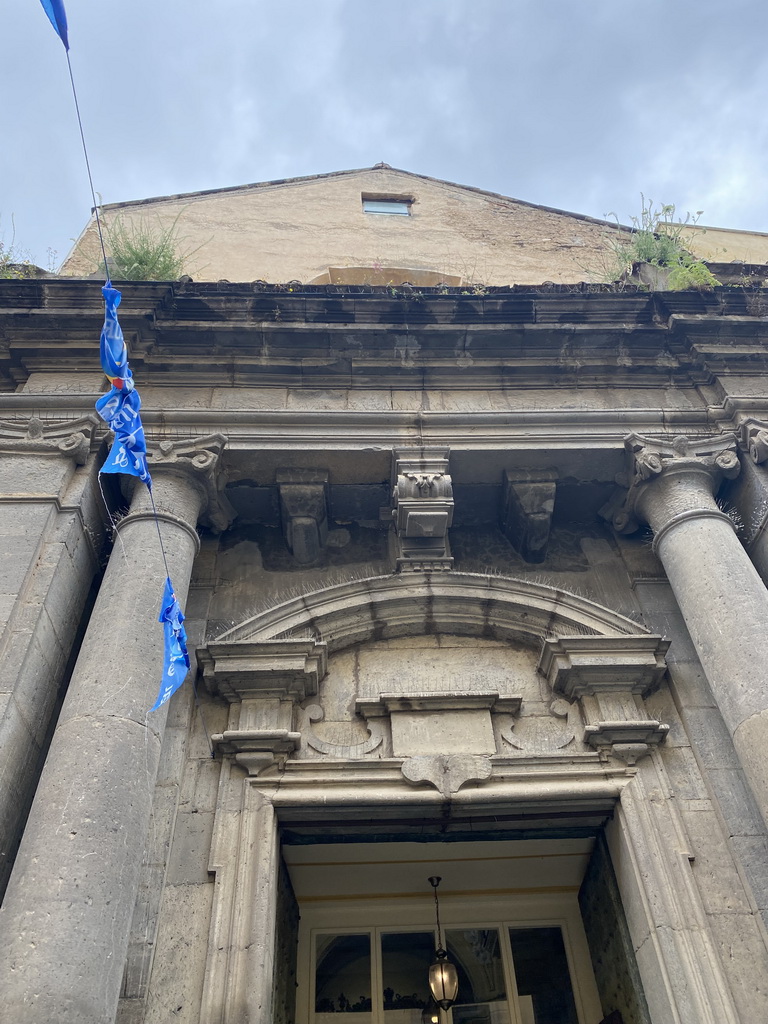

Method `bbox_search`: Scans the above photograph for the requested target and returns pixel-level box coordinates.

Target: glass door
[309,923,584,1024]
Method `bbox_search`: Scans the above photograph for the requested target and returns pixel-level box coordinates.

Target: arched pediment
[215,571,647,651]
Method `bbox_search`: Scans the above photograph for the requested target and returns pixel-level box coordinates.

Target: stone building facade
[2,170,768,1024]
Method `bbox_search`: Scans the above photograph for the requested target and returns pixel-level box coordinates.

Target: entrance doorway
[285,838,603,1024]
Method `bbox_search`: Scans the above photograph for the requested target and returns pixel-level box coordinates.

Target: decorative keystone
[401,754,492,798]
[0,414,97,464]
[501,468,558,563]
[391,447,454,571]
[607,432,740,536]
[276,468,329,564]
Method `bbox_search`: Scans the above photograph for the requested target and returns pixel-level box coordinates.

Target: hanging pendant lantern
[427,876,459,1011]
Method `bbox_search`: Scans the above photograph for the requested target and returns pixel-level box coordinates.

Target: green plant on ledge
[0,218,33,279]
[101,213,201,281]
[603,196,719,290]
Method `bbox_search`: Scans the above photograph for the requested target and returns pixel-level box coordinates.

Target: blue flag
[39,0,69,49]
[149,578,190,712]
[95,284,152,486]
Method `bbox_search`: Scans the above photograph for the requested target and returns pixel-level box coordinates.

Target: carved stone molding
[198,638,328,703]
[211,729,301,775]
[401,754,493,798]
[501,468,558,563]
[538,635,670,765]
[146,433,234,531]
[539,636,670,700]
[355,692,522,716]
[391,447,453,571]
[608,432,740,537]
[276,468,329,564]
[300,704,385,758]
[0,414,97,464]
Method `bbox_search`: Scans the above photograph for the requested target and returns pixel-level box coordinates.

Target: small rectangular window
[362,194,412,216]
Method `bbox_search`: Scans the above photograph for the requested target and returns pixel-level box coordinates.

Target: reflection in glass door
[311,925,584,1024]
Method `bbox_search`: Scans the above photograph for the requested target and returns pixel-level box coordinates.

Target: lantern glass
[428,953,459,1010]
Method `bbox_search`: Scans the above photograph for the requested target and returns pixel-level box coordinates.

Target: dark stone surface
[579,834,652,1024]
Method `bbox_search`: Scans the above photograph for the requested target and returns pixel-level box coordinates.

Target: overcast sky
[2,0,767,267]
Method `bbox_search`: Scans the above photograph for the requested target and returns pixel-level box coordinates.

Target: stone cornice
[2,279,767,388]
[538,635,670,699]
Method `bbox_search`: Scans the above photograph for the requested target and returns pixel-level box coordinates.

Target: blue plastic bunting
[95,284,151,486]
[149,578,190,712]
[39,0,69,49]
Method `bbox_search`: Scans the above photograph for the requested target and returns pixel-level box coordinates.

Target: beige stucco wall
[685,223,768,264]
[61,167,626,286]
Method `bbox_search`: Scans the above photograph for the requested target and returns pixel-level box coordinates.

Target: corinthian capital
[611,432,739,535]
[145,433,234,532]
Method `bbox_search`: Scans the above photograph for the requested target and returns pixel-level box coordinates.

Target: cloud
[2,0,767,265]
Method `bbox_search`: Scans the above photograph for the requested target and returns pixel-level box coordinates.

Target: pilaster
[0,414,100,896]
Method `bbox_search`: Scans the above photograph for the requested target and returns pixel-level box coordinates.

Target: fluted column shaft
[0,438,226,1024]
[620,435,768,830]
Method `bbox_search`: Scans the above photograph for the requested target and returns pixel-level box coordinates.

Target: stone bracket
[0,414,98,464]
[501,468,558,563]
[211,729,300,775]
[583,720,669,765]
[276,468,329,564]
[391,446,454,571]
[740,418,768,464]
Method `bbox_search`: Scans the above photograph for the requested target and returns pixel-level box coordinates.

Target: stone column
[612,432,768,829]
[0,434,230,1024]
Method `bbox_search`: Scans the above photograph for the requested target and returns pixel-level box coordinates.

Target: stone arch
[216,571,647,651]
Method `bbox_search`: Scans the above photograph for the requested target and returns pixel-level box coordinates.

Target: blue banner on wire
[149,577,191,712]
[95,284,152,486]
[39,0,69,49]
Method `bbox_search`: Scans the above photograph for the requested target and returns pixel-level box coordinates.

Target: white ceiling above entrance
[283,837,594,903]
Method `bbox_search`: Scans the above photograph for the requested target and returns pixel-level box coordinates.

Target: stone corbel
[501,468,558,563]
[198,638,327,772]
[538,635,670,764]
[391,447,454,571]
[276,468,329,564]
[146,433,234,532]
[211,729,301,776]
[0,414,97,464]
